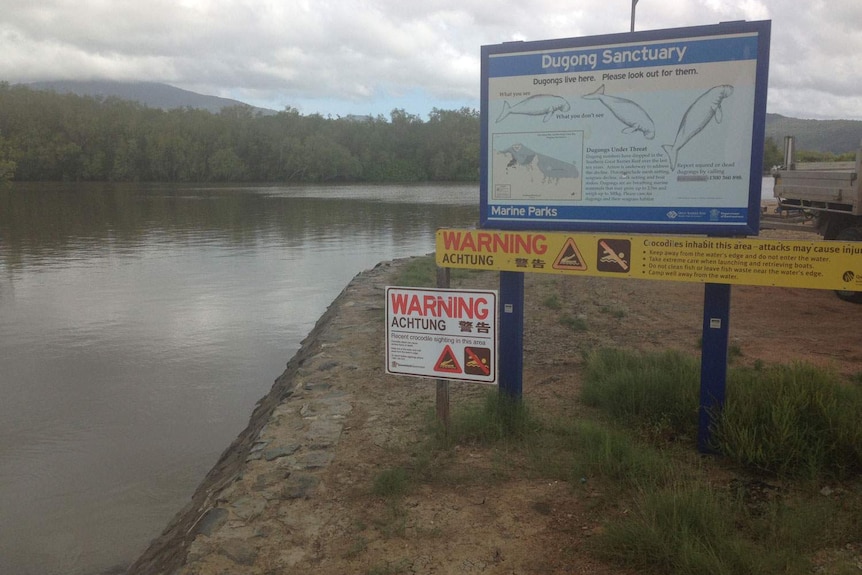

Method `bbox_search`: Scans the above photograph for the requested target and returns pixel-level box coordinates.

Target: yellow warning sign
[553,238,587,271]
[435,229,862,292]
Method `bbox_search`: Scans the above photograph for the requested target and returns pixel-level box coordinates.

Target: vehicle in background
[772,136,862,303]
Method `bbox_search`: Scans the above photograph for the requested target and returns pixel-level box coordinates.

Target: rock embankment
[127,258,404,575]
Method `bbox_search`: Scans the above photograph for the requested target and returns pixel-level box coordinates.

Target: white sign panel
[385,287,498,384]
[480,20,771,235]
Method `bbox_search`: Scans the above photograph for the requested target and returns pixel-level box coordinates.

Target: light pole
[630,0,638,32]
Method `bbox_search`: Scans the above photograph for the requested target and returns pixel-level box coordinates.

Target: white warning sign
[385,287,498,384]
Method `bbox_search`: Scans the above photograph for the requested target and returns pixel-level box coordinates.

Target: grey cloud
[0,0,860,119]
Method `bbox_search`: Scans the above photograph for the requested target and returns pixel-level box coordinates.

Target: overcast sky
[1,1,860,120]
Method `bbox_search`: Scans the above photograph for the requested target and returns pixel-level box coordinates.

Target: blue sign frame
[480,21,771,235]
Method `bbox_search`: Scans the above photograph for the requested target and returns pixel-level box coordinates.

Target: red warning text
[440,230,548,255]
[389,292,491,319]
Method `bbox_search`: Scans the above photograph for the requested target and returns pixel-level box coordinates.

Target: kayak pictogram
[433,345,462,374]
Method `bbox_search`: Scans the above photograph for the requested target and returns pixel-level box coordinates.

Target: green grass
[582,348,862,478]
[593,482,809,575]
[747,494,861,554]
[714,362,862,478]
[581,348,700,436]
[394,255,478,287]
[542,293,562,309]
[599,304,626,318]
[594,478,862,575]
[394,256,438,287]
[441,390,542,447]
[578,349,862,572]
[567,421,679,490]
[364,348,862,575]
[372,467,411,498]
[559,313,588,332]
[366,559,411,575]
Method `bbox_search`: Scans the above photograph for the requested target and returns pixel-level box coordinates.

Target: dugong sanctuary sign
[480,20,771,235]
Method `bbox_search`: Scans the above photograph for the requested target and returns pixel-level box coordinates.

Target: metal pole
[698,283,731,452]
[783,135,796,170]
[435,266,451,431]
[630,0,638,32]
[498,271,524,400]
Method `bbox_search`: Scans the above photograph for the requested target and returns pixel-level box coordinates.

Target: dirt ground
[295,230,860,575]
[131,228,862,575]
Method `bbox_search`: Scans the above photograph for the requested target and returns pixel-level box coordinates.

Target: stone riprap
[126,258,408,575]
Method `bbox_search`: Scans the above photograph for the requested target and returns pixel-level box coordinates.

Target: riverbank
[128,238,862,574]
[127,258,413,574]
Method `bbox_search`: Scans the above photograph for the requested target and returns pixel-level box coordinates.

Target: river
[0,182,478,575]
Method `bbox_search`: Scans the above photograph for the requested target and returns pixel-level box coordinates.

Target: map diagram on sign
[492,131,584,201]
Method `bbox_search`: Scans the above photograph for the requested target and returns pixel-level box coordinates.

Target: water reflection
[0,182,478,575]
[0,183,477,267]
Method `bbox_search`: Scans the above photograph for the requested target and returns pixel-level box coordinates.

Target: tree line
[0,83,479,183]
[0,82,851,184]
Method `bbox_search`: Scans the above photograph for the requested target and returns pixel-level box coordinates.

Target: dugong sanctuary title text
[542,46,687,71]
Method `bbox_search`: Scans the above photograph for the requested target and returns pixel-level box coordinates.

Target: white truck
[771,136,862,303]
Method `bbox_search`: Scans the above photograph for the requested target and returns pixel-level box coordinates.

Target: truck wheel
[835,227,862,304]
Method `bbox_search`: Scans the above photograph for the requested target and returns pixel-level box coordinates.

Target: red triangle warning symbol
[434,344,462,374]
[553,238,587,271]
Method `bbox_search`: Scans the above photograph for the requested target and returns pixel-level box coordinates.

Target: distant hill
[25,80,277,115]
[765,113,862,155]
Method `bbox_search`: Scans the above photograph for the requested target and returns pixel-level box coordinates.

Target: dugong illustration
[663,85,734,171]
[496,95,571,123]
[582,84,655,139]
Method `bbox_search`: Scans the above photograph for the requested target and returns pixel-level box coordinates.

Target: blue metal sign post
[698,283,731,452]
[498,271,525,400]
